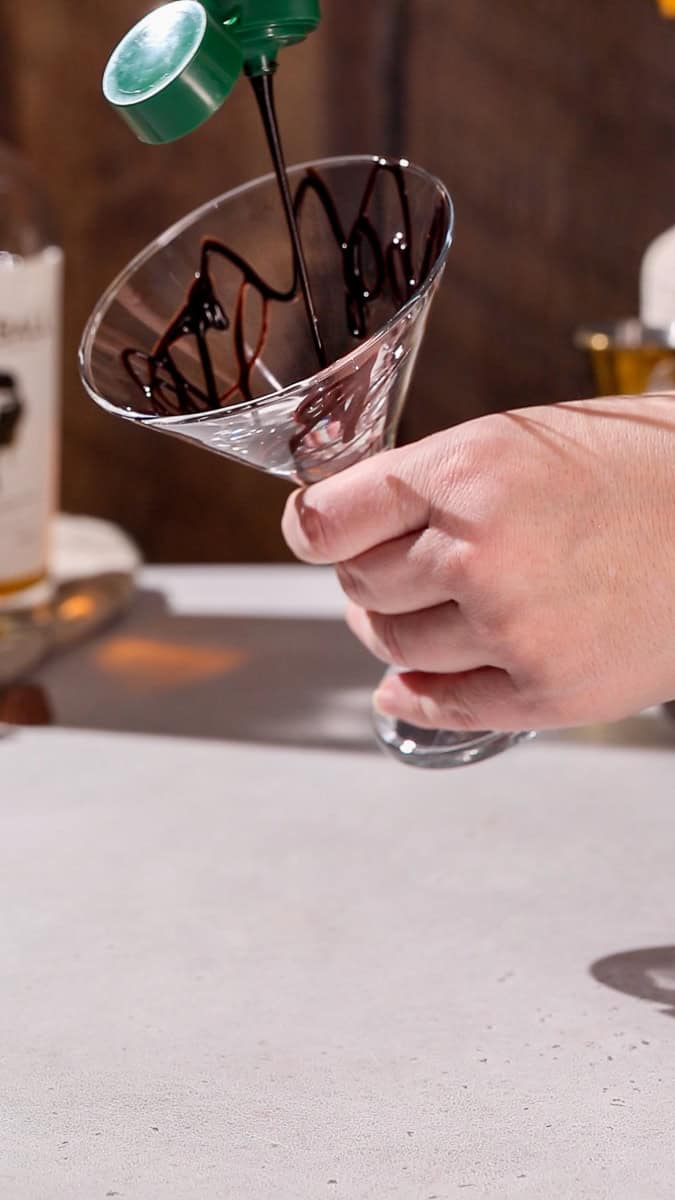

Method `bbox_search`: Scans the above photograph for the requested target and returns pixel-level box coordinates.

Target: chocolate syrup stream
[249,68,327,369]
[121,161,446,418]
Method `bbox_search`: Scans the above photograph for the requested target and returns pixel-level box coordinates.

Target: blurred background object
[3,0,675,562]
[574,320,675,393]
[0,144,62,604]
[0,514,139,690]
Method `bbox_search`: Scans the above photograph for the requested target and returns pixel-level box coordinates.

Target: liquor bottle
[0,141,62,606]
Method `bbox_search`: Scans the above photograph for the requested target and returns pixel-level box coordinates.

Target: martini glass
[79,154,530,767]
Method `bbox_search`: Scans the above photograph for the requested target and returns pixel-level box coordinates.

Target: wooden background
[3,0,675,562]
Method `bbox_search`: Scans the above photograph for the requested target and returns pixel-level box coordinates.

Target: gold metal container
[574,319,675,395]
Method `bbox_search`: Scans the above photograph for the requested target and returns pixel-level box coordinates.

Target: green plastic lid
[237,0,321,68]
[103,0,244,144]
[103,0,322,140]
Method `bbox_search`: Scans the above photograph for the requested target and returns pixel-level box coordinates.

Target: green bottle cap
[103,0,244,144]
[238,0,321,70]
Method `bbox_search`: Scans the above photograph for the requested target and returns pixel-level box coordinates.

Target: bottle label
[0,247,63,588]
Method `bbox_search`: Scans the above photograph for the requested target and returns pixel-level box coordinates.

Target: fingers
[281,439,444,564]
[345,599,489,674]
[282,448,429,564]
[372,667,530,733]
[335,527,464,615]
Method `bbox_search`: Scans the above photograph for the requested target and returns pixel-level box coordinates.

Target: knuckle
[432,669,520,733]
[437,685,484,731]
[483,603,525,656]
[456,550,524,652]
[335,559,366,606]
[500,611,564,682]
[446,514,507,595]
[448,538,482,591]
[403,691,440,730]
[514,676,593,730]
[370,611,409,668]
[403,682,481,731]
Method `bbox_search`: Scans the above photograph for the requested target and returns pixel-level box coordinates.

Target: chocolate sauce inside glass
[121,78,446,420]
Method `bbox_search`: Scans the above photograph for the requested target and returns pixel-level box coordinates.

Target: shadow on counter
[590,947,675,1019]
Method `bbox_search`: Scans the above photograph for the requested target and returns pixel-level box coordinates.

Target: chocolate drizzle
[122,161,446,420]
[121,75,447,422]
[249,69,327,369]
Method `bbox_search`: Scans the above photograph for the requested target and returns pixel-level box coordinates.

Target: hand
[282,396,675,732]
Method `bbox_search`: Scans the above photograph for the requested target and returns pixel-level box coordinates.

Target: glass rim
[78,153,454,426]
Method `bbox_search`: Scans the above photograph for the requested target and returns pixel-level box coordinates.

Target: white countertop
[2,567,675,1199]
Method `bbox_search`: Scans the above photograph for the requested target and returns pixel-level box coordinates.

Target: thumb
[373,667,529,733]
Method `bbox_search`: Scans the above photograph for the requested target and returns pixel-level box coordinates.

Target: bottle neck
[244,52,278,77]
[0,143,58,256]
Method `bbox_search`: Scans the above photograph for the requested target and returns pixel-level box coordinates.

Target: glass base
[373,712,535,769]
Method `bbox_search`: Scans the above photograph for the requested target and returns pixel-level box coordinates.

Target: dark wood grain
[0,5,17,145]
[6,0,675,560]
[400,0,675,442]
